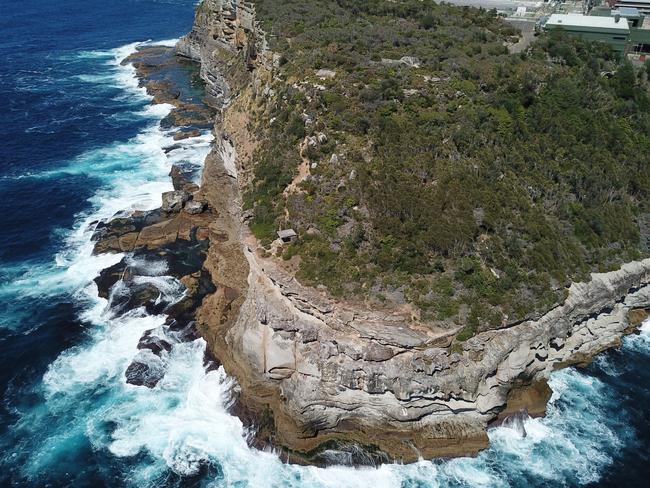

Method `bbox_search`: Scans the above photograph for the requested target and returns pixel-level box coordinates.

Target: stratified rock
[147,80,180,104]
[92,209,163,253]
[162,190,190,213]
[161,106,213,129]
[224,249,650,462]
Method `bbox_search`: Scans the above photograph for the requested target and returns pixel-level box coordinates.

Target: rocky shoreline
[91,1,650,466]
[91,45,225,389]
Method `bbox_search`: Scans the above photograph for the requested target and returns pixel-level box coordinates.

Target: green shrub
[241,0,650,329]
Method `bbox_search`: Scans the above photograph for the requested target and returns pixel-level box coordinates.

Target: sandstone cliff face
[178,1,650,463]
[229,247,650,460]
[176,0,272,107]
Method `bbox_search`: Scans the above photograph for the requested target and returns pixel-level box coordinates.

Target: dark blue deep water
[0,1,648,487]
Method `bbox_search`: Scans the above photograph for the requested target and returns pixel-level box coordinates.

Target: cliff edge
[174,0,650,464]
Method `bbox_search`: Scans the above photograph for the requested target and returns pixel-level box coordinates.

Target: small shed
[277,229,297,243]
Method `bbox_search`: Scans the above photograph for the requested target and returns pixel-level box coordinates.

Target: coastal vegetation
[242,0,650,336]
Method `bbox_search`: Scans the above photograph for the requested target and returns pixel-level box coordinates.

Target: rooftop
[614,7,642,16]
[546,13,631,31]
[277,229,297,241]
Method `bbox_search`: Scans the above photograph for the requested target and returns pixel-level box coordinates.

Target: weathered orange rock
[628,308,649,326]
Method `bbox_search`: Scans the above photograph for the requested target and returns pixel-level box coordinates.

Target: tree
[614,61,636,99]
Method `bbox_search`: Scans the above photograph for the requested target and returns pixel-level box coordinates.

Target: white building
[544,13,631,53]
[613,0,650,15]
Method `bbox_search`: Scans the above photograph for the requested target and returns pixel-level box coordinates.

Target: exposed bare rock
[125,350,166,388]
[169,164,200,192]
[175,0,274,107]
[138,329,173,355]
[223,238,650,461]
[628,307,649,325]
[184,200,206,215]
[315,69,336,79]
[162,190,190,213]
[174,129,201,140]
[381,56,421,68]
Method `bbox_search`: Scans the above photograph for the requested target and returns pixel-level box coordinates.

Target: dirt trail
[283,137,311,197]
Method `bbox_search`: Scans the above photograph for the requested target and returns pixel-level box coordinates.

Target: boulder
[628,308,648,325]
[162,190,190,213]
[362,342,394,362]
[185,200,207,215]
[315,69,336,79]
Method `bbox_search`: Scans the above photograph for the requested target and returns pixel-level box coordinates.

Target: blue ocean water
[0,1,648,486]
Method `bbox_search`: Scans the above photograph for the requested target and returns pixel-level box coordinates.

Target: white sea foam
[132,275,186,304]
[149,38,181,48]
[137,102,175,118]
[623,318,650,352]
[593,354,623,377]
[125,255,169,276]
[43,309,166,395]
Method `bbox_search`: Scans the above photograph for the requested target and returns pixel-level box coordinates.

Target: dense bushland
[242,0,650,336]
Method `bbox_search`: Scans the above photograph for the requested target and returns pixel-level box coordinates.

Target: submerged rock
[501,409,529,438]
[107,279,170,316]
[125,350,166,388]
[311,442,390,467]
[161,107,213,129]
[95,259,128,299]
[137,329,173,355]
